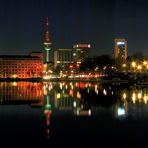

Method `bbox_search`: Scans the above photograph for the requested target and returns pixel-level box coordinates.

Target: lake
[0,81,147,147]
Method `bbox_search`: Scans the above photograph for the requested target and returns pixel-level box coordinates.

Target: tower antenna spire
[44,17,51,63]
[45,17,51,44]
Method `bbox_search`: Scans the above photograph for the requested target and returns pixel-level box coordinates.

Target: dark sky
[0,0,148,58]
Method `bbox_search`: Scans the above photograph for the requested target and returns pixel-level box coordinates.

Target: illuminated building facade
[44,17,51,63]
[54,49,73,68]
[115,39,127,69]
[73,44,91,64]
[0,52,43,79]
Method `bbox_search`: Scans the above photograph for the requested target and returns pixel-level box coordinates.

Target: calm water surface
[0,81,148,147]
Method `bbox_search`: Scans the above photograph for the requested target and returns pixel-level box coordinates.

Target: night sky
[0,0,148,59]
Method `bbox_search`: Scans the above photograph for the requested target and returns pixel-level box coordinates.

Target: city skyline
[0,0,148,58]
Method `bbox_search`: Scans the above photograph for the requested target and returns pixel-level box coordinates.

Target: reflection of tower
[44,17,51,63]
[44,84,52,139]
[44,95,52,139]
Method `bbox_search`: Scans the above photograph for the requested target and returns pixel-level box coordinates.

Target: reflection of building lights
[76,109,79,115]
[76,108,91,116]
[123,93,126,100]
[111,91,114,95]
[69,89,74,97]
[95,89,98,95]
[75,83,78,87]
[70,82,74,89]
[60,83,62,89]
[73,101,77,107]
[88,109,91,116]
[71,85,74,90]
[87,88,89,94]
[122,64,126,67]
[95,85,98,88]
[132,93,136,104]
[117,107,125,116]
[143,61,147,65]
[103,66,107,70]
[44,89,48,96]
[132,62,136,68]
[12,82,17,86]
[65,85,68,90]
[103,89,107,96]
[43,85,46,90]
[48,86,51,91]
[56,93,61,99]
[144,94,148,104]
[77,91,81,99]
[137,65,142,70]
[95,85,98,94]
[51,84,53,89]
[138,92,142,100]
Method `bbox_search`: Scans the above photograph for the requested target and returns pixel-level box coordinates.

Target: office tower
[73,44,91,64]
[115,39,127,69]
[54,49,73,68]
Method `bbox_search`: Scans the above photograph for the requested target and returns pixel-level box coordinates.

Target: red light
[76,64,80,68]
[69,65,73,68]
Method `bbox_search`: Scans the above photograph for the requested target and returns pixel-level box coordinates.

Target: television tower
[44,17,51,63]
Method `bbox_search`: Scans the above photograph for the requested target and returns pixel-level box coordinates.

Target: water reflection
[0,82,44,105]
[44,96,52,139]
[0,81,148,140]
[43,82,148,119]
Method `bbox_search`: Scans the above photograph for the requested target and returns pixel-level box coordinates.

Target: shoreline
[0,78,147,85]
[0,78,43,82]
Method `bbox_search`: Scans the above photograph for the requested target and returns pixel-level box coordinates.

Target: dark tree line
[80,55,115,71]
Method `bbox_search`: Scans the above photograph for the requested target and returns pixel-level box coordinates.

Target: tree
[80,54,115,72]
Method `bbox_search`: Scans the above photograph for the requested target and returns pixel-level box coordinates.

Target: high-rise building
[44,17,51,63]
[73,44,91,64]
[54,49,73,68]
[115,39,127,69]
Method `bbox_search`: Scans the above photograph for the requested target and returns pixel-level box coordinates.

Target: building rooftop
[0,52,43,59]
[0,55,40,59]
[73,44,91,48]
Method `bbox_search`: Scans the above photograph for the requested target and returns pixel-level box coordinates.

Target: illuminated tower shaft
[44,17,51,63]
